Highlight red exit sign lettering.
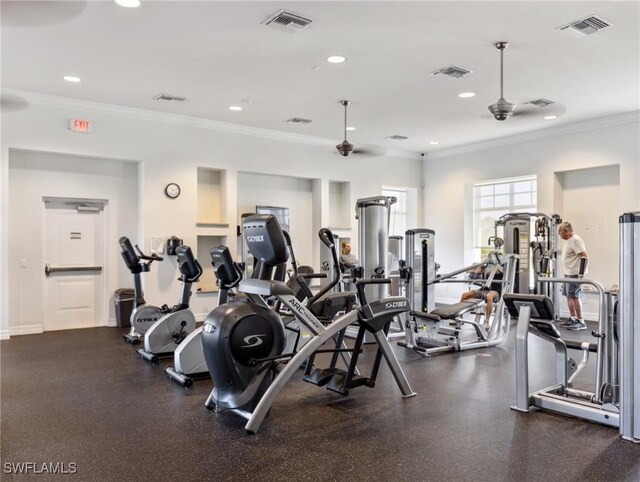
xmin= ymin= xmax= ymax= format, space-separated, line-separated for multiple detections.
xmin=69 ymin=119 xmax=92 ymax=133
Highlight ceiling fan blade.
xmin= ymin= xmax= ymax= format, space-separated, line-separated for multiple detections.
xmin=352 ymin=145 xmax=387 ymax=157
xmin=0 ymin=93 xmax=29 ymax=112
xmin=511 ymin=102 xmax=567 ymax=119
xmin=1 ymin=1 xmax=88 ymax=27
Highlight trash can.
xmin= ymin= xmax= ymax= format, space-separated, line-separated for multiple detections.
xmin=114 ymin=288 xmax=135 ymax=328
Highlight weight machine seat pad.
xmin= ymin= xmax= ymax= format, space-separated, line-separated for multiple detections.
xmin=429 ymin=300 xmax=483 ymax=320
xmin=410 ymin=311 xmax=442 ymax=322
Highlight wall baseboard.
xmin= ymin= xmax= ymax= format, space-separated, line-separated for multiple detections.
xmin=9 ymin=324 xmax=44 ymax=336
xmin=107 ymin=318 xmax=117 ymax=327
xmin=0 ymin=330 xmax=10 ymax=340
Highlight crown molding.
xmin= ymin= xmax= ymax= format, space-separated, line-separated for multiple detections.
xmin=426 ymin=110 xmax=640 ymax=160
xmin=2 ymin=89 xmax=417 ymax=160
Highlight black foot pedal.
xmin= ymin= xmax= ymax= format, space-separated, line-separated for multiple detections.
xmin=303 ymin=368 xmax=342 ymax=387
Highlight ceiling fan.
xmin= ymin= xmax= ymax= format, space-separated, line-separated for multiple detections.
xmin=487 ymin=42 xmax=566 ymax=121
xmin=335 ymin=100 xmax=386 ymax=157
xmin=336 ymin=100 xmax=355 ymax=157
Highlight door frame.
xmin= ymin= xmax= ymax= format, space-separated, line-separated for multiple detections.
xmin=42 ymin=196 xmax=110 ymax=330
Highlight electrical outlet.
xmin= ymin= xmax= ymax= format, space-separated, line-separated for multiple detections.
xmin=19 ymin=258 xmax=27 ymax=268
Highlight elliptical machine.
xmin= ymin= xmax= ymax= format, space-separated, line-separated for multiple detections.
xmin=137 ymin=245 xmax=203 ymax=364
xmin=165 ymin=245 xmax=243 ymax=387
xmin=119 ymin=237 xmax=170 ymax=345
xmin=201 ymin=214 xmax=416 ymax=434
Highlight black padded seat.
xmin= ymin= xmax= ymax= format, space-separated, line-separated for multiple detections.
xmin=429 ymin=300 xmax=482 ymax=320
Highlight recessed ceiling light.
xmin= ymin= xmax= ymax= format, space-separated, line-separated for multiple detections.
xmin=543 ymin=115 xmax=557 ymax=120
xmin=346 ymin=126 xmax=356 ymax=131
xmin=63 ymin=75 xmax=81 ymax=83
xmin=458 ymin=92 xmax=476 ymax=98
xmin=114 ymin=0 xmax=141 ymax=7
xmin=429 ymin=141 xmax=440 ymax=145
xmin=228 ymin=106 xmax=243 ymax=111
xmin=326 ymin=55 xmax=346 ymax=64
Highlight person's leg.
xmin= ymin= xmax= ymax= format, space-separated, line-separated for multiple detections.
xmin=573 ymin=297 xmax=584 ymax=320
xmin=561 ymin=282 xmax=578 ymax=327
xmin=567 ymin=283 xmax=586 ymax=330
xmin=485 ymin=291 xmax=498 ymax=320
xmin=567 ymin=297 xmax=577 ymax=318
xmin=460 ymin=291 xmax=476 ymax=302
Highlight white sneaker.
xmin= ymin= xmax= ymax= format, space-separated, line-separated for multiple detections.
xmin=568 ymin=320 xmax=587 ymax=331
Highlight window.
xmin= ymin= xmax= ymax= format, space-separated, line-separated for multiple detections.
xmin=382 ymin=187 xmax=407 ymax=237
xmin=473 ymin=176 xmax=537 ymax=258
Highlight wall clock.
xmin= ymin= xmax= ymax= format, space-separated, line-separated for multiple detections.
xmin=165 ymin=183 xmax=181 ymax=199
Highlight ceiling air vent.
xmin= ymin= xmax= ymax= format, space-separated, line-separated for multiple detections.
xmin=557 ymin=15 xmax=613 ymax=38
xmin=263 ymin=10 xmax=314 ymax=33
xmin=285 ymin=117 xmax=312 ymax=124
xmin=527 ymin=99 xmax=555 ymax=107
xmin=430 ymin=65 xmax=474 ymax=79
xmin=154 ymin=93 xmax=186 ymax=102
xmin=386 ymin=135 xmax=408 ymax=141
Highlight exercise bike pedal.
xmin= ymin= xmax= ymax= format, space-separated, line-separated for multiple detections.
xmin=123 ymin=334 xmax=141 ymax=345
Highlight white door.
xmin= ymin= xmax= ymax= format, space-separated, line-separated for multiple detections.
xmin=44 ymin=200 xmax=105 ymax=331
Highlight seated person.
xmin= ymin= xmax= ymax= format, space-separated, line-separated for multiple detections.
xmin=339 ymin=242 xmax=358 ymax=269
xmin=460 ymin=263 xmax=503 ymax=330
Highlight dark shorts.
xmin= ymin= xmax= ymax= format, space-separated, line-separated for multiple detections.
xmin=470 ymin=289 xmax=500 ymax=303
xmin=562 ymin=275 xmax=582 ymax=298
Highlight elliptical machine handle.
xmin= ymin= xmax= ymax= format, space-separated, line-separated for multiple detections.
xmin=318 ymin=228 xmax=335 ymax=249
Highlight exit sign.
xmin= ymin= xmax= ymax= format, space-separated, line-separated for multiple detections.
xmin=69 ymin=119 xmax=92 ymax=133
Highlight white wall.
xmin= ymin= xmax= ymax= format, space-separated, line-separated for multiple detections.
xmin=238 ymin=172 xmax=314 ymax=267
xmin=423 ymin=114 xmax=640 ymax=318
xmin=557 ymin=165 xmax=620 ymax=287
xmin=7 ymin=150 xmax=139 ymax=334
xmin=0 ymin=92 xmax=423 ymax=337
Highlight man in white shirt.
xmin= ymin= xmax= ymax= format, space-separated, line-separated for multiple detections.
xmin=558 ymin=222 xmax=589 ymax=330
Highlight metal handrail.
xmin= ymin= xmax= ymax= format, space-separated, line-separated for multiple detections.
xmin=537 ymin=276 xmax=607 ymax=402
xmin=44 ymin=264 xmax=102 ymax=276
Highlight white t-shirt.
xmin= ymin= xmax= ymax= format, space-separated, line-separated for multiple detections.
xmin=562 ymin=233 xmax=587 ymax=275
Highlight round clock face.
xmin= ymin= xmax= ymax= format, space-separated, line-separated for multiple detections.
xmin=165 ymin=183 xmax=181 ymax=199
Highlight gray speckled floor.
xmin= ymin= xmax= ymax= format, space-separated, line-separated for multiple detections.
xmin=1 ymin=320 xmax=639 ymax=481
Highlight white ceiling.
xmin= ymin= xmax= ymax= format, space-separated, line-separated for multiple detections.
xmin=2 ymin=1 xmax=639 ymax=155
